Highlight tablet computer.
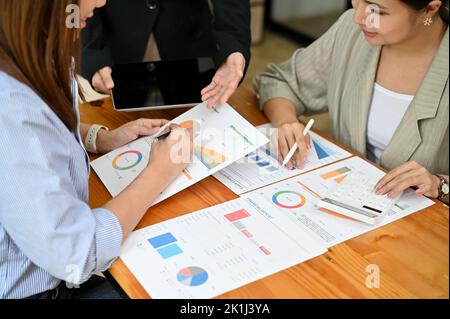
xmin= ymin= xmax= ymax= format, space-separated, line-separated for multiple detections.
xmin=111 ymin=57 xmax=216 ymax=111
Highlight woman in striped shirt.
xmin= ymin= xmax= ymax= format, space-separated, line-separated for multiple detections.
xmin=0 ymin=0 xmax=192 ymax=299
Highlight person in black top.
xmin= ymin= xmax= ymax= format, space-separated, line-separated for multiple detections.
xmin=81 ymin=0 xmax=251 ymax=108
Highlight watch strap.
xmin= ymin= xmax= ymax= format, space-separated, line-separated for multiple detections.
xmin=84 ymin=124 xmax=109 ymax=154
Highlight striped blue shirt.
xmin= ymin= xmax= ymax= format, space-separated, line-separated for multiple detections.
xmin=0 ymin=71 xmax=123 ymax=299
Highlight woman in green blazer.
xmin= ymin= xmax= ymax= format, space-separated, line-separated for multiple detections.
xmin=254 ymin=0 xmax=449 ymax=203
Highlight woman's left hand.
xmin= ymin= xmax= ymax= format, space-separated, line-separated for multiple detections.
xmin=375 ymin=161 xmax=440 ymax=199
xmin=201 ymin=52 xmax=246 ymax=109
xmin=96 ymin=118 xmax=170 ymax=153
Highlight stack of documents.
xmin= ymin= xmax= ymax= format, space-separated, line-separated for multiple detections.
xmin=90 ymin=103 xmax=435 ymax=299
xmin=91 ymin=102 xmax=269 ymax=206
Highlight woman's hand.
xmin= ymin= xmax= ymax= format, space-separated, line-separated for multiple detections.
xmin=92 ymin=66 xmax=115 ymax=94
xmin=145 ymin=127 xmax=194 ymax=184
xmin=201 ymin=52 xmax=246 ymax=109
xmin=96 ymin=118 xmax=170 ymax=154
xmin=275 ymin=121 xmax=311 ymax=170
xmin=375 ymin=161 xmax=441 ymax=199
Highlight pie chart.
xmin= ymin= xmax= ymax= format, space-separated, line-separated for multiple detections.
xmin=177 ymin=266 xmax=208 ymax=287
xmin=112 ymin=150 xmax=143 ymax=170
xmin=272 ymin=191 xmax=306 ymax=209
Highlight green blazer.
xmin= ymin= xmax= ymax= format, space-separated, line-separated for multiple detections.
xmin=254 ymin=10 xmax=449 ymax=175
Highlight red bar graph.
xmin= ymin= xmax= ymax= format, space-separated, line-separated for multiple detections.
xmin=259 ymin=246 xmax=271 ymax=255
xmin=225 ymin=209 xmax=250 ymax=222
xmin=241 ymin=229 xmax=253 ymax=238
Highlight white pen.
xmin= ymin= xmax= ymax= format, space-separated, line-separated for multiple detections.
xmin=282 ymin=119 xmax=315 ymax=167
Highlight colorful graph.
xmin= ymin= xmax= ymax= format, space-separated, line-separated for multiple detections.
xmin=320 ymin=167 xmax=351 ymax=183
xmin=272 ymin=191 xmax=306 ymax=209
xmin=178 ymin=120 xmax=201 ymax=130
xmin=312 ymin=140 xmax=336 ymax=160
xmin=177 ymin=267 xmax=209 ymax=287
xmin=225 ymin=209 xmax=250 ymax=222
xmin=147 ymin=232 xmax=183 ymax=260
xmin=248 ymin=149 xmax=295 ymax=173
xmin=224 ymin=209 xmax=271 ymax=256
xmin=395 ymin=203 xmax=410 ymax=211
xmin=194 ymin=145 xmax=228 ymax=170
xmin=264 ymin=147 xmax=279 ymax=161
xmin=112 ymin=150 xmax=143 ymax=170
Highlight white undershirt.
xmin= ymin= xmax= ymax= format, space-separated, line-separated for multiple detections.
xmin=366 ymin=83 xmax=414 ymax=163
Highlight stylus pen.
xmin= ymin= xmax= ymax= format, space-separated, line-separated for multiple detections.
xmin=154 ymin=130 xmax=172 ymax=140
xmin=153 ymin=124 xmax=174 ymax=141
xmin=281 ymin=119 xmax=315 ymax=167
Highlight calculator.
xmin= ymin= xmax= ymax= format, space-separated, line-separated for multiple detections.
xmin=317 ymin=171 xmax=402 ymax=225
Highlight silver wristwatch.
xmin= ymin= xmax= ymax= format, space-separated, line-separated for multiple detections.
xmin=437 ymin=175 xmax=449 ymax=201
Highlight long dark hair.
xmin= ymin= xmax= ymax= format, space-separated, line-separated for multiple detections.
xmin=401 ymin=0 xmax=449 ymax=23
xmin=0 ymin=0 xmax=81 ymax=132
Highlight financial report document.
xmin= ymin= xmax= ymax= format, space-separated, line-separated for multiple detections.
xmin=120 ymin=157 xmax=434 ymax=299
xmin=120 ymin=197 xmax=327 ymax=299
xmin=91 ymin=102 xmax=269 ymax=205
xmin=242 ymin=157 xmax=435 ymax=248
xmin=214 ymin=124 xmax=352 ymax=195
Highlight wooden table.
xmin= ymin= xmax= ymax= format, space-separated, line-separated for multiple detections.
xmin=80 ymin=87 xmax=449 ymax=299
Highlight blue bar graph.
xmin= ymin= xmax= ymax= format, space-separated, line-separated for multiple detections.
xmin=148 ymin=232 xmax=177 ymax=249
xmin=157 ymin=243 xmax=183 ymax=259
xmin=257 ymin=161 xmax=271 ymax=167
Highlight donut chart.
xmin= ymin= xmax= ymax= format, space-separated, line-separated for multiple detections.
xmin=272 ymin=191 xmax=306 ymax=209
xmin=112 ymin=150 xmax=143 ymax=170
xmin=177 ymin=266 xmax=209 ymax=287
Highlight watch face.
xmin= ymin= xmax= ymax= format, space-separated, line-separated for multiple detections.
xmin=443 ymin=182 xmax=450 ymax=195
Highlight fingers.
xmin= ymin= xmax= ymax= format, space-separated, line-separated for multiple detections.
xmin=219 ymin=82 xmax=238 ymax=105
xmin=276 ymin=122 xmax=308 ymax=169
xmin=305 ymin=133 xmax=312 ymax=150
xmin=283 ymin=130 xmax=297 ymax=170
xmin=201 ymin=79 xmax=219 ymax=99
xmin=92 ymin=73 xmax=109 ymax=94
xmin=134 ymin=123 xmax=161 ymax=137
xmin=375 ymin=161 xmax=418 ymax=191
xmin=202 ymin=55 xmax=244 ymax=109
xmin=375 ymin=162 xmax=434 ymax=198
xmin=270 ymin=130 xmax=282 ymax=164
xmin=207 ymin=96 xmax=219 ymax=109
xmin=134 ymin=118 xmax=170 ymax=135
xmin=98 ymin=67 xmax=114 ymax=90
xmin=417 ymin=175 xmax=440 ymax=198
xmin=416 ymin=184 xmax=432 ymax=196
xmin=377 ymin=170 xmax=420 ymax=198
xmin=139 ymin=118 xmax=170 ymax=129
xmin=201 ymin=81 xmax=218 ymax=96
xmin=292 ymin=130 xmax=309 ymax=169
xmin=92 ymin=67 xmax=114 ymax=94
xmin=277 ymin=133 xmax=290 ymax=168
xmin=202 ymin=80 xmax=223 ymax=109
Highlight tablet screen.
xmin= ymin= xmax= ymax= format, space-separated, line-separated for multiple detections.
xmin=111 ymin=57 xmax=216 ymax=110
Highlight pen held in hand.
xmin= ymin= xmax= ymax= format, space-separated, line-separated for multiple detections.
xmin=153 ymin=123 xmax=180 ymax=141
xmin=281 ymin=119 xmax=315 ymax=167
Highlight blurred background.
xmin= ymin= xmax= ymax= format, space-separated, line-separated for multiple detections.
xmin=80 ymin=0 xmax=353 ymax=134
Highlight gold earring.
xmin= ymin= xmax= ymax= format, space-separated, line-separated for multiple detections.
xmin=423 ymin=17 xmax=433 ymax=26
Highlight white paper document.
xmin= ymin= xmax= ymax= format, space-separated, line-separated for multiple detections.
xmin=242 ymin=157 xmax=435 ymax=248
xmin=120 ymin=197 xmax=327 ymax=299
xmin=213 ymin=123 xmax=352 ymax=194
xmin=91 ymin=102 xmax=269 ymax=205
xmin=120 ymin=156 xmax=434 ymax=298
